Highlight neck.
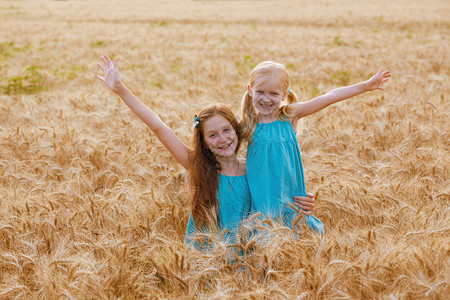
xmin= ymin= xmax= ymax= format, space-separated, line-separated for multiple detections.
xmin=257 ymin=113 xmax=277 ymax=124
xmin=216 ymin=154 xmax=239 ymax=175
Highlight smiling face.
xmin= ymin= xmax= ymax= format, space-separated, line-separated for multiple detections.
xmin=248 ymin=74 xmax=287 ymax=122
xmin=202 ymin=114 xmax=238 ymax=159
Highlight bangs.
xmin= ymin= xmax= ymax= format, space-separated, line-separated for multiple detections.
xmin=252 ymin=72 xmax=284 ymax=91
xmin=251 ymin=62 xmax=289 ymax=91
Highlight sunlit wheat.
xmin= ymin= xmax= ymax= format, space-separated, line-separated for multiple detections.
xmin=0 ymin=0 xmax=448 ymax=298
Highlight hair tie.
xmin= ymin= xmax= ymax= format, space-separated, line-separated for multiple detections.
xmin=193 ymin=114 xmax=200 ymax=129
xmin=288 ymin=88 xmax=291 ymax=95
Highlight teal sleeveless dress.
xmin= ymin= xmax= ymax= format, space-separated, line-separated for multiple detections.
xmin=185 ymin=174 xmax=252 ymax=250
xmin=246 ymin=120 xmax=324 ymax=234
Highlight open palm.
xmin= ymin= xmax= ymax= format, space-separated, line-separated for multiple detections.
xmin=366 ymin=68 xmax=391 ymax=91
xmin=97 ymin=54 xmax=122 ymax=93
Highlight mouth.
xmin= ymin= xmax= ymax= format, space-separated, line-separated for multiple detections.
xmin=260 ymin=102 xmax=273 ymax=110
xmin=217 ymin=142 xmax=233 ymax=150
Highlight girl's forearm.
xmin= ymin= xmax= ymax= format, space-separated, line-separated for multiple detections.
xmin=113 ymin=82 xmax=191 ymax=169
xmin=294 ymin=80 xmax=370 ymax=118
xmin=324 ymin=80 xmax=369 ymax=103
xmin=114 ymin=83 xmax=165 ymax=132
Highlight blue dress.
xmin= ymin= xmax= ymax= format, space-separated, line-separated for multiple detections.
xmin=185 ymin=174 xmax=252 ymax=250
xmin=246 ymin=120 xmax=324 ymax=234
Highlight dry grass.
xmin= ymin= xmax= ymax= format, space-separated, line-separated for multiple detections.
xmin=0 ymin=0 xmax=448 ymax=298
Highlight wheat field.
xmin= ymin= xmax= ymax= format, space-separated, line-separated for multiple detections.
xmin=0 ymin=0 xmax=448 ymax=298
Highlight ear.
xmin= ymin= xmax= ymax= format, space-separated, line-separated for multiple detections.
xmin=247 ymin=85 xmax=252 ymax=97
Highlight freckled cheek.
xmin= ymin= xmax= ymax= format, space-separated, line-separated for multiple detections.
xmin=205 ymin=139 xmax=216 ymax=149
xmin=230 ymin=133 xmax=238 ymax=144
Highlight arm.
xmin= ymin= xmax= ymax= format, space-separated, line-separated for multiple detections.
xmin=97 ymin=54 xmax=191 ymax=170
xmin=291 ymin=69 xmax=391 ymax=119
xmin=294 ymin=193 xmax=315 ymax=215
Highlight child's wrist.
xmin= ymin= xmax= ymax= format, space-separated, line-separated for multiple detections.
xmin=113 ymin=82 xmax=127 ymax=94
xmin=361 ymin=80 xmax=371 ymax=92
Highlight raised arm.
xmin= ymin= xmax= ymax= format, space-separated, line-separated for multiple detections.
xmin=291 ymin=69 xmax=391 ymax=119
xmin=97 ymin=54 xmax=191 ymax=170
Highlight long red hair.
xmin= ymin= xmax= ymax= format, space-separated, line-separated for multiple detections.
xmin=189 ymin=104 xmax=242 ymax=230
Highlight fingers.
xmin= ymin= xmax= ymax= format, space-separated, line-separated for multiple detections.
xmin=379 ymin=70 xmax=391 ymax=89
xmin=294 ymin=195 xmax=315 ymax=214
xmin=105 ymin=54 xmax=113 ymax=65
xmin=100 ymin=55 xmax=108 ymax=67
xmin=100 ymin=54 xmax=113 ymax=69
xmin=371 ymin=69 xmax=391 ymax=90
xmin=297 ymin=201 xmax=314 ymax=210
xmin=381 ymin=71 xmax=391 ymax=80
xmin=375 ymin=69 xmax=391 ymax=79
xmin=377 ymin=70 xmax=390 ymax=80
xmin=98 ymin=55 xmax=119 ymax=72
xmin=294 ymin=194 xmax=314 ymax=201
xmin=102 ymin=54 xmax=111 ymax=65
xmin=97 ymin=55 xmax=114 ymax=81
xmin=98 ymin=56 xmax=110 ymax=73
xmin=97 ymin=62 xmax=106 ymax=72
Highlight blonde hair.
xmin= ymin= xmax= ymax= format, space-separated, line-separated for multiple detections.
xmin=240 ymin=61 xmax=298 ymax=141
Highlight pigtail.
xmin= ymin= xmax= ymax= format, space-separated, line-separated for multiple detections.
xmin=240 ymin=91 xmax=258 ymax=141
xmin=278 ymin=89 xmax=298 ymax=120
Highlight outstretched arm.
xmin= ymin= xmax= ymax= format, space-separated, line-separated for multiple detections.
xmin=97 ymin=54 xmax=191 ymax=170
xmin=292 ymin=69 xmax=391 ymax=119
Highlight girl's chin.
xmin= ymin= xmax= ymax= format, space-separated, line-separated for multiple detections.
xmin=259 ymin=105 xmax=273 ymax=110
xmin=257 ymin=106 xmax=275 ymax=114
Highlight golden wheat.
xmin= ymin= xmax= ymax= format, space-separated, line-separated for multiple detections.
xmin=0 ymin=0 xmax=448 ymax=298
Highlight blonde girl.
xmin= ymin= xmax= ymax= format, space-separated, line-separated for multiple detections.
xmin=241 ymin=61 xmax=391 ymax=234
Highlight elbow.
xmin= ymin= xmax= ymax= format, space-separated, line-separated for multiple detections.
xmin=150 ymin=122 xmax=166 ymax=134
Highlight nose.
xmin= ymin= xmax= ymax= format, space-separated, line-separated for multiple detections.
xmin=218 ymin=132 xmax=227 ymax=142
xmin=261 ymin=93 xmax=270 ymax=101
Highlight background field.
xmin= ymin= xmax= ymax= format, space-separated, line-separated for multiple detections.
xmin=0 ymin=0 xmax=448 ymax=298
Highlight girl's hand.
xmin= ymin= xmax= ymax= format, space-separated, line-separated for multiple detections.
xmin=294 ymin=193 xmax=315 ymax=215
xmin=366 ymin=68 xmax=391 ymax=91
xmin=97 ymin=54 xmax=123 ymax=93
